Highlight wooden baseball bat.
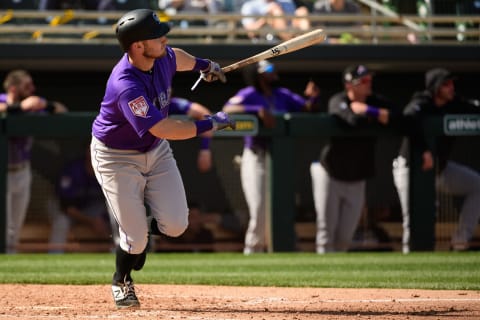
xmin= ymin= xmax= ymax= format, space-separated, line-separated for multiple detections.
xmin=222 ymin=29 xmax=326 ymax=73
xmin=191 ymin=29 xmax=326 ymax=90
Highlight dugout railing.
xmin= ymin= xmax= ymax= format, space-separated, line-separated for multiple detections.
xmin=0 ymin=112 xmax=479 ymax=253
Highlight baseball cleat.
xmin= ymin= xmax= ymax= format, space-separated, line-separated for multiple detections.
xmin=111 ymin=280 xmax=140 ymax=308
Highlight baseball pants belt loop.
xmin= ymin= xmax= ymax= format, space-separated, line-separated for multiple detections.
xmin=8 ymin=162 xmax=28 ymax=172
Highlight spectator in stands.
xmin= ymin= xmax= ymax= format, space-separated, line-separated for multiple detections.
xmin=310 ymin=0 xmax=362 ymax=43
xmin=220 ymin=0 xmax=246 ymax=13
xmin=393 ymin=67 xmax=480 ymax=253
xmin=0 ymin=69 xmax=68 ymax=253
xmin=240 ymin=0 xmax=310 ymax=41
xmin=158 ymin=0 xmax=221 ymax=27
xmin=310 ymin=64 xmax=402 ymax=253
xmin=222 ymin=60 xmax=321 ymax=254
xmin=48 ymin=146 xmax=117 ymax=253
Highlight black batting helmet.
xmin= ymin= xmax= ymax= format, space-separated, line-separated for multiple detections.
xmin=115 ymin=9 xmax=170 ymax=52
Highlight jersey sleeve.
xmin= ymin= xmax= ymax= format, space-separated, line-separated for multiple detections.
xmin=117 ymin=88 xmax=164 ymax=138
xmin=279 ymin=88 xmax=307 ymax=112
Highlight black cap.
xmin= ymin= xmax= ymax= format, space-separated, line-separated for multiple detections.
xmin=425 ymin=68 xmax=454 ymax=94
xmin=343 ymin=64 xmax=371 ymax=84
xmin=116 ymin=9 xmax=170 ymax=52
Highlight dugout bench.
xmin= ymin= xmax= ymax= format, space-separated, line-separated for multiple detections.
xmin=0 ymin=112 xmax=478 ymax=253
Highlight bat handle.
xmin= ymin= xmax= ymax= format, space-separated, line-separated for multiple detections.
xmin=190 ymin=74 xmax=203 ymax=91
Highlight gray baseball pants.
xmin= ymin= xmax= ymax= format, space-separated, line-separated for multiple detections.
xmin=310 ymin=162 xmax=365 ymax=253
xmin=393 ymin=156 xmax=480 ymax=252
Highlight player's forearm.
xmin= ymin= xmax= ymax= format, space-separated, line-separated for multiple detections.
xmin=149 ymin=118 xmax=200 ymax=140
xmin=187 ymin=102 xmax=211 ymax=119
xmin=223 ymin=104 xmax=262 ymax=114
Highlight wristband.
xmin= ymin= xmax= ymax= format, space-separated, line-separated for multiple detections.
xmin=193 ymin=58 xmax=210 ymax=72
xmin=244 ymin=105 xmax=263 ymax=113
xmin=366 ymin=105 xmax=380 ymax=118
xmin=199 ymin=137 xmax=211 ymax=150
xmin=194 ymin=119 xmax=213 ymax=135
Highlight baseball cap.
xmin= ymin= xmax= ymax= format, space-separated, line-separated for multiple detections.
xmin=116 ymin=9 xmax=170 ymax=52
xmin=425 ymin=68 xmax=455 ymax=94
xmin=257 ymin=60 xmax=275 ymax=74
xmin=343 ymin=64 xmax=371 ymax=84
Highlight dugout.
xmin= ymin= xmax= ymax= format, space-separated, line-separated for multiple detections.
xmin=0 ymin=43 xmax=479 ymax=253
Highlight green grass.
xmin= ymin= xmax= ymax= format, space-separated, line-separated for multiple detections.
xmin=0 ymin=252 xmax=479 ymax=290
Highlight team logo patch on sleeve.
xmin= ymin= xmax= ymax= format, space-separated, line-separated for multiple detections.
xmin=128 ymin=96 xmax=149 ymax=117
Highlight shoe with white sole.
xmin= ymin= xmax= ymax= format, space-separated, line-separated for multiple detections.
xmin=111 ymin=280 xmax=140 ymax=308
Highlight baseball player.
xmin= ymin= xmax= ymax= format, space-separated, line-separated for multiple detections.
xmin=0 ymin=69 xmax=67 ymax=254
xmin=310 ymin=64 xmax=401 ymax=253
xmin=90 ymin=9 xmax=235 ymax=308
xmin=222 ymin=60 xmax=321 ymax=254
xmin=393 ymin=67 xmax=480 ymax=253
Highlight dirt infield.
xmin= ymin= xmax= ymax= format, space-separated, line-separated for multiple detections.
xmin=1 ymin=284 xmax=480 ymax=319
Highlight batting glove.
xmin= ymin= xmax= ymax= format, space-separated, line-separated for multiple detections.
xmin=201 ymin=60 xmax=227 ymax=83
xmin=207 ymin=111 xmax=236 ymax=131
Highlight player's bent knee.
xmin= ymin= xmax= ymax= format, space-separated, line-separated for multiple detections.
xmin=163 ymin=217 xmax=188 ymax=238
xmin=120 ymin=235 xmax=149 ymax=255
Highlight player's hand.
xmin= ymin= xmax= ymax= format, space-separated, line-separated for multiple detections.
xmin=201 ymin=60 xmax=226 ymax=83
xmin=422 ymin=151 xmax=434 ymax=171
xmin=304 ymin=79 xmax=320 ymax=98
xmin=207 ymin=111 xmax=236 ymax=131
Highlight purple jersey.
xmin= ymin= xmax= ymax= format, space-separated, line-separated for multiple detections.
xmin=225 ymin=86 xmax=306 ymax=149
xmin=92 ymin=47 xmax=177 ymax=152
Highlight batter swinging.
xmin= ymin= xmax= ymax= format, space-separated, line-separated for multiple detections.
xmin=90 ymin=9 xmax=235 ymax=308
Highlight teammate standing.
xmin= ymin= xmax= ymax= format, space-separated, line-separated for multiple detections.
xmin=0 ymin=69 xmax=68 ymax=253
xmin=90 ymin=9 xmax=235 ymax=308
xmin=393 ymin=67 xmax=480 ymax=253
xmin=222 ymin=60 xmax=321 ymax=254
xmin=310 ymin=65 xmax=400 ymax=253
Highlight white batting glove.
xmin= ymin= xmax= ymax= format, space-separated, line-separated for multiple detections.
xmin=201 ymin=60 xmax=227 ymax=83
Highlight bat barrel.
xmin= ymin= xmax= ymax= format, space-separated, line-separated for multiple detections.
xmin=221 ymin=29 xmax=325 ymax=73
